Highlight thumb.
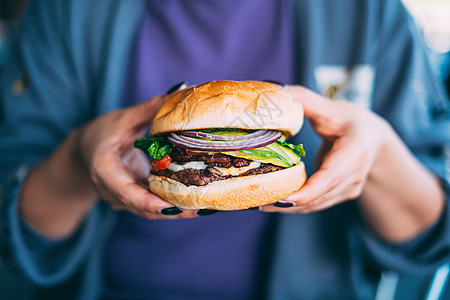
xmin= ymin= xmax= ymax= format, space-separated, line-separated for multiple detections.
xmin=285 ymin=85 xmax=334 ymax=120
xmin=285 ymin=85 xmax=365 ymax=139
xmin=126 ymin=82 xmax=189 ymax=131
xmin=126 ymin=94 xmax=167 ymax=131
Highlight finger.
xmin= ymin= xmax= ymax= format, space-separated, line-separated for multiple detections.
xmin=291 ymin=185 xmax=361 ymax=213
xmin=126 ymin=95 xmax=168 ymax=131
xmin=141 ymin=209 xmax=198 ymax=220
xmin=166 ymin=81 xmax=189 ymax=94
xmin=285 ymin=86 xmax=352 ymax=137
xmin=122 ymin=148 xmax=150 ymax=185
xmin=258 ymin=168 xmax=337 ymax=212
xmin=122 ymin=203 xmax=197 ymax=220
xmin=98 ymin=176 xmax=198 ymax=220
xmin=283 ymin=139 xmax=363 ymax=205
xmin=285 ymin=85 xmax=334 ymax=119
xmin=196 ymin=209 xmax=220 ymax=216
xmin=285 ymin=164 xmax=345 ymax=206
xmin=94 ymin=152 xmax=173 ymax=213
xmin=95 ymin=154 xmax=201 ymax=219
xmin=290 ymin=175 xmax=363 ymax=211
xmin=261 ymin=151 xmax=367 ymax=214
xmin=259 ymin=202 xmax=298 ymax=213
xmin=260 ymin=176 xmax=361 ymax=214
xmin=314 ymin=140 xmax=333 ymax=170
xmin=264 ymin=196 xmax=343 ymax=214
xmin=127 ymin=82 xmax=189 ymax=131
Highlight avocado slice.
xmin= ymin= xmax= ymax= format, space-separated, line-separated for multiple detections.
xmin=278 ymin=145 xmax=301 ymax=165
xmin=265 ymin=142 xmax=294 ymax=165
xmin=223 ymin=145 xmax=292 ymax=168
xmin=190 ymin=130 xmax=301 ymax=168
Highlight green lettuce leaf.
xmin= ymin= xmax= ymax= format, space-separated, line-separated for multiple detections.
xmin=277 ymin=138 xmax=305 ymax=157
xmin=134 ymin=136 xmax=173 ymax=160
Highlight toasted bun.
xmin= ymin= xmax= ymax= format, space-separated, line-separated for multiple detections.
xmin=150 ymin=80 xmax=303 ymax=138
xmin=149 ymin=162 xmax=306 ymax=210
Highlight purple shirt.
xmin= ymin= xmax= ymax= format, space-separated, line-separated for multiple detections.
xmin=103 ymin=1 xmax=293 ymax=299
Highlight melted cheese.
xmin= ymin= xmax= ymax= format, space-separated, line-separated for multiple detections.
xmin=213 ymin=162 xmax=261 ymax=176
xmin=167 ymin=161 xmax=207 ymax=172
xmin=167 ymin=161 xmax=261 ymax=176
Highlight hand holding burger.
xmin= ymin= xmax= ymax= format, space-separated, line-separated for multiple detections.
xmin=261 ymin=86 xmax=386 ymax=213
xmin=261 ymin=86 xmax=444 ymax=243
xmin=135 ymin=80 xmax=307 ymax=210
xmin=19 ymin=78 xmax=444 ymax=240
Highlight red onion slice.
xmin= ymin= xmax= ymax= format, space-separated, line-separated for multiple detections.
xmin=171 ymin=131 xmax=279 ymax=147
xmin=167 ymin=130 xmax=282 ymax=151
xmin=179 ymin=130 xmax=268 ymax=141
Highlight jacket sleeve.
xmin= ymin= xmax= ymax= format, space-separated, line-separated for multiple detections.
xmin=356 ymin=0 xmax=450 ymax=274
xmin=0 ymin=0 xmax=111 ymax=286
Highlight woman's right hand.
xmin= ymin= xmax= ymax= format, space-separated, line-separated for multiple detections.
xmin=74 ymin=94 xmax=197 ymax=220
xmin=21 ymin=91 xmax=196 ymax=238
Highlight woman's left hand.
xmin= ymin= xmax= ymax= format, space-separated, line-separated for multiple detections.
xmin=260 ymin=85 xmax=388 ymax=213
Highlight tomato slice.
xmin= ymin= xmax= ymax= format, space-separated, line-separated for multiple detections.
xmin=150 ymin=155 xmax=172 ymax=171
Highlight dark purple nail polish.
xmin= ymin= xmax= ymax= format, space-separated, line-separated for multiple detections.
xmin=263 ymin=80 xmax=286 ymax=88
xmin=197 ymin=209 xmax=219 ymax=216
xmin=161 ymin=207 xmax=183 ymax=215
xmin=247 ymin=207 xmax=260 ymax=211
xmin=273 ymin=201 xmax=294 ymax=208
xmin=166 ymin=81 xmax=188 ymax=94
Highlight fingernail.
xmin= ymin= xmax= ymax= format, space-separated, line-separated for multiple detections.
xmin=197 ymin=209 xmax=219 ymax=216
xmin=273 ymin=201 xmax=295 ymax=208
xmin=263 ymin=80 xmax=286 ymax=88
xmin=161 ymin=207 xmax=183 ymax=215
xmin=166 ymin=81 xmax=188 ymax=95
xmin=247 ymin=207 xmax=260 ymax=211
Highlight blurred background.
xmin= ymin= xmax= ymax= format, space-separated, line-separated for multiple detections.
xmin=0 ymin=0 xmax=28 ymax=69
xmin=1 ymin=0 xmax=449 ymax=299
xmin=2 ymin=0 xmax=449 ymax=83
xmin=403 ymin=0 xmax=450 ymax=95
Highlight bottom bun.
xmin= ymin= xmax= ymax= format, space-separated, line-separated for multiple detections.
xmin=148 ymin=162 xmax=306 ymax=210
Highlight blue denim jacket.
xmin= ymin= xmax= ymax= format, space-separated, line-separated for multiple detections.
xmin=1 ymin=0 xmax=449 ymax=299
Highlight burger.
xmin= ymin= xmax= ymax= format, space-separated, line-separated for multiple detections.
xmin=134 ymin=80 xmax=306 ymax=210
